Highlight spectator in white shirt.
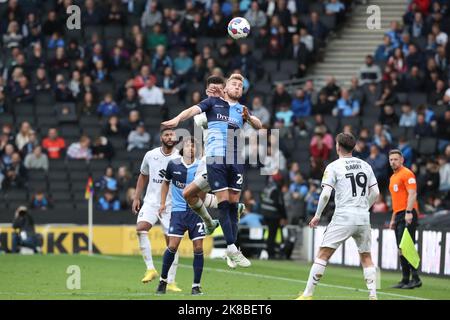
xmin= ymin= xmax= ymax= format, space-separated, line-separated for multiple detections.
xmin=24 ymin=146 xmax=49 ymax=171
xmin=67 ymin=135 xmax=92 ymax=160
xmin=127 ymin=121 xmax=151 ymax=151
xmin=244 ymin=1 xmax=267 ymax=28
xmin=138 ymin=76 xmax=165 ymax=105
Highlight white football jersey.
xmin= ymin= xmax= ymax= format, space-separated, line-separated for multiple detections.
xmin=140 ymin=147 xmax=180 ymax=208
xmin=321 ymin=157 xmax=378 ymax=225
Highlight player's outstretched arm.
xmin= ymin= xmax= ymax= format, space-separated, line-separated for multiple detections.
xmin=309 ymin=185 xmax=333 ymax=228
xmin=132 ymin=174 xmax=149 ymax=214
xmin=161 ymin=105 xmax=202 ymax=128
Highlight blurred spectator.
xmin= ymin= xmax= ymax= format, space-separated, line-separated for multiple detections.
xmin=15 ymin=121 xmax=32 ymax=150
xmin=320 ymin=76 xmax=341 ymax=104
xmin=141 ymin=1 xmax=163 ymax=29
xmin=3 ymin=21 xmax=23 ymax=49
xmin=122 ymin=110 xmax=141 ymax=136
xmin=438 ymin=155 xmax=450 ymax=192
xmin=314 ymin=92 xmax=333 ymax=115
xmin=333 ymin=89 xmax=360 ymax=117
xmin=309 ymin=157 xmax=325 ymax=180
xmin=354 ymin=139 xmax=370 ymax=160
xmin=24 ymin=146 xmax=48 ymax=171
xmin=245 ymin=1 xmax=267 ymax=28
xmin=379 ymin=105 xmax=399 ymax=127
xmin=117 ymin=166 xmax=132 ymax=191
xmin=307 ymin=11 xmax=328 ymax=45
xmin=2 ymin=152 xmax=27 ymax=189
xmin=30 ymin=190 xmax=51 ymax=210
xmin=1 ymin=144 xmax=15 ymax=167
xmin=375 ymin=85 xmax=398 ymax=107
xmin=77 ymin=92 xmax=97 ymax=116
xmin=366 ymin=145 xmax=388 ymax=187
xmin=275 ymin=104 xmax=294 ymax=127
xmin=173 ymin=47 xmax=193 ymax=77
xmin=375 ymin=35 xmax=394 ymax=63
xmin=289 ymin=173 xmax=309 ymax=199
xmin=310 ymin=131 xmax=331 ymax=161
xmin=67 ymin=135 xmax=92 ymax=160
xmin=152 ymin=45 xmax=173 ymax=76
xmin=92 ymin=136 xmax=115 ymax=160
xmin=97 ymin=93 xmax=120 ymax=118
xmin=123 ymin=187 xmax=136 ymax=210
xmin=41 ymin=128 xmax=66 ymax=159
xmin=402 ymin=66 xmax=424 ymax=92
xmin=305 ymin=180 xmax=321 ymax=217
xmin=33 ymin=68 xmax=52 ymax=92
xmin=435 ymin=110 xmax=450 ymax=151
xmin=418 ymin=160 xmax=440 ymax=200
xmin=97 ymin=189 xmax=121 ymax=211
xmin=127 ymin=122 xmax=151 ymax=151
xmin=272 ymin=83 xmax=292 ymax=110
xmin=146 ymin=24 xmax=167 ymax=51
xmin=428 ymin=79 xmax=446 ymax=105
xmin=54 ymin=78 xmax=75 ymax=102
xmin=388 ymin=48 xmax=407 ymax=74
xmin=250 ymin=96 xmax=271 ymax=127
xmin=12 ymin=75 xmax=34 ymax=103
xmin=95 ymin=166 xmax=118 ymax=191
xmin=158 ymin=66 xmax=182 ymax=97
xmin=138 ymin=76 xmax=165 ymax=105
xmin=398 ymin=137 xmax=414 ymax=168
xmin=103 ymin=115 xmax=125 ymax=137
xmin=359 ymin=55 xmax=381 ymax=85
xmin=373 ymin=123 xmax=392 ymax=146
xmin=414 ymin=113 xmax=434 ymax=138
xmin=399 ymin=103 xmax=417 ymax=127
xmin=120 ymin=87 xmax=140 ymax=113
xmin=231 ymin=43 xmax=258 ymax=79
xmin=20 ymin=130 xmax=39 ymax=158
xmin=82 ymin=0 xmax=102 ymax=26
xmin=291 ymin=89 xmax=312 ymax=118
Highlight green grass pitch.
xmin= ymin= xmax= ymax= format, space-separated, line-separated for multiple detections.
xmin=0 ymin=254 xmax=449 ymax=300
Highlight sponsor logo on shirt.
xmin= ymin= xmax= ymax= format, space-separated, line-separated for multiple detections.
xmin=173 ymin=171 xmax=181 ymax=175
xmin=175 ymin=180 xmax=186 ymax=189
xmin=407 ymin=178 xmax=416 ymax=184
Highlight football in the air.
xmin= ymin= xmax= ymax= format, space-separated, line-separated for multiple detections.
xmin=227 ymin=17 xmax=251 ymax=39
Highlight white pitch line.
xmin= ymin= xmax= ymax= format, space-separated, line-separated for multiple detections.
xmin=89 ymin=255 xmax=430 ymax=300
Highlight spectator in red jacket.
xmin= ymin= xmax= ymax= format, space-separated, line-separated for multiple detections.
xmin=310 ymin=131 xmax=331 ymax=161
xmin=41 ymin=128 xmax=66 ymax=159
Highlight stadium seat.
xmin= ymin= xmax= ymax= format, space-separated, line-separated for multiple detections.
xmin=339 ymin=117 xmax=361 ymax=132
xmin=404 ymin=127 xmax=415 ymax=140
xmin=84 ymin=26 xmax=104 ymax=40
xmin=408 ymin=93 xmax=427 ymax=109
xmin=53 ymin=202 xmax=75 ymax=211
xmin=35 ymin=92 xmax=55 ymax=105
xmin=13 ymin=102 xmax=34 ymax=116
xmin=66 ymin=160 xmax=89 ymax=171
xmin=0 ymin=113 xmax=14 ymax=126
xmin=103 ymin=25 xmax=124 ymax=39
xmin=48 ymin=171 xmax=68 ymax=181
xmin=324 ymin=115 xmax=339 ymax=133
xmin=36 ymin=104 xmax=56 ymax=116
xmin=59 ymin=124 xmax=81 ymax=139
xmin=262 ymin=60 xmax=279 ymax=74
xmin=81 ymin=126 xmax=102 ymax=138
xmin=37 ymin=115 xmax=58 ymax=128
xmin=320 ymin=15 xmax=337 ymax=30
xmin=28 ymin=169 xmax=47 ymax=181
xmin=48 ymin=159 xmax=67 ymax=171
xmin=5 ymin=190 xmax=28 ymax=201
xmin=89 ymin=160 xmax=110 ymax=172
xmin=27 ymin=180 xmax=48 ymax=193
xmin=110 ymin=69 xmax=132 ymax=85
xmin=50 ymin=191 xmax=72 ymax=202
xmin=418 ymin=137 xmax=437 ymax=156
xmin=49 ymin=181 xmax=70 ymax=192
xmin=65 ymin=28 xmax=83 ymax=42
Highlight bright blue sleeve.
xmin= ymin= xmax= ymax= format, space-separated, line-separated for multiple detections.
xmin=197 ymin=97 xmax=214 ymax=113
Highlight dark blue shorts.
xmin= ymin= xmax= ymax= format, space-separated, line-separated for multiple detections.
xmin=168 ymin=210 xmax=206 ymax=240
xmin=206 ymin=157 xmax=244 ymax=192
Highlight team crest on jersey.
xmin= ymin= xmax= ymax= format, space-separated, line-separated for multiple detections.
xmin=393 ymin=184 xmax=399 ymax=192
xmin=153 ymin=157 xmax=158 ymax=160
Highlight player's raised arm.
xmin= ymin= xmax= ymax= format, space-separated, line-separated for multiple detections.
xmin=161 ymin=105 xmax=202 ymax=128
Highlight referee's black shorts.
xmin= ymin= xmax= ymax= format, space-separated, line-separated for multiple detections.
xmin=393 ymin=209 xmax=418 ymax=248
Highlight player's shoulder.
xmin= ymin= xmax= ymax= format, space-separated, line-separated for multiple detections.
xmin=400 ymin=166 xmax=416 ymax=178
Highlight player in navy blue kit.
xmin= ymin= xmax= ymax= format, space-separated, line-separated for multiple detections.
xmin=162 ymin=74 xmax=262 ymax=268
xmin=156 ymin=137 xmax=206 ymax=295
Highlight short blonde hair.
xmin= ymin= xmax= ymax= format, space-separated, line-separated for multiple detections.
xmin=227 ymin=73 xmax=244 ymax=83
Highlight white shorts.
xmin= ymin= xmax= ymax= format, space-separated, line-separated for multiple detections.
xmin=321 ymin=223 xmax=372 ymax=253
xmin=137 ymin=202 xmax=171 ymax=235
xmin=193 ymin=172 xmax=211 ymax=193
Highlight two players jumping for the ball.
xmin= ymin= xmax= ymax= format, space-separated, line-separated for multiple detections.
xmin=138 ymin=74 xmax=262 ymax=294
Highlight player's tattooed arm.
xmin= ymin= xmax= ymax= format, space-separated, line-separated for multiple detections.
xmin=161 ymin=105 xmax=202 ymax=128
xmin=243 ymin=106 xmax=263 ymax=129
xmin=158 ymin=180 xmax=170 ymax=217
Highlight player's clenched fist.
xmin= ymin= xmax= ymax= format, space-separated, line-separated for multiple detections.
xmin=242 ymin=106 xmax=250 ymax=122
xmin=132 ymin=198 xmax=141 ymax=214
xmin=309 ymin=216 xmax=320 ymax=228
xmin=161 ymin=118 xmax=180 ymax=128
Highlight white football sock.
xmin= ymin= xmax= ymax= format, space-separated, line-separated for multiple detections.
xmin=189 ymin=199 xmax=214 ymax=228
xmin=363 ymin=266 xmax=377 ymax=297
xmin=227 ymin=244 xmax=238 ymax=253
xmin=303 ymin=258 xmax=327 ymax=297
xmin=167 ymin=251 xmax=179 ymax=284
xmin=138 ymin=231 xmax=154 ymax=270
xmin=204 ymin=193 xmax=218 ymax=208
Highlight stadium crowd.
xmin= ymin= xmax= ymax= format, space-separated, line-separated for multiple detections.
xmin=0 ymin=0 xmax=448 ymax=232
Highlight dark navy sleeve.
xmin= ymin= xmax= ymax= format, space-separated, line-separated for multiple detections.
xmin=163 ymin=161 xmax=173 ymax=181
xmin=197 ymin=97 xmax=214 ymax=113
